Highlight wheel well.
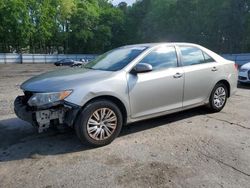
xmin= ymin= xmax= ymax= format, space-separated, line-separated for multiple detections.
xmin=80 ymin=95 xmax=127 ymax=125
xmin=217 ymin=80 xmax=231 ymax=97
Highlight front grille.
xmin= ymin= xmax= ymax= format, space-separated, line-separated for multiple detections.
xmin=239 ymin=76 xmax=247 ymax=81
xmin=23 ymin=91 xmax=33 ymax=103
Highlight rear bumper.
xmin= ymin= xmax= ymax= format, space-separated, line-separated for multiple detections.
xmin=14 ymin=96 xmax=80 ymax=132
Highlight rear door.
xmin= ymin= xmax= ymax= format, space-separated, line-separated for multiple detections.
xmin=177 ymin=45 xmax=223 ymax=107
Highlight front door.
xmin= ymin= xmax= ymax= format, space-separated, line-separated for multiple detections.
xmin=127 ymin=46 xmax=184 ymax=118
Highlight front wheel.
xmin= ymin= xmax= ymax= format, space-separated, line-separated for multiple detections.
xmin=208 ymin=83 xmax=228 ymax=112
xmin=75 ymin=100 xmax=123 ymax=147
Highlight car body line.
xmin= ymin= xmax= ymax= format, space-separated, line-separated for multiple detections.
xmin=127 ymin=101 xmax=208 ymax=124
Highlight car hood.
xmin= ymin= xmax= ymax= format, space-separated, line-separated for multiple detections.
xmin=241 ymin=62 xmax=250 ymax=70
xmin=21 ymin=68 xmax=113 ymax=92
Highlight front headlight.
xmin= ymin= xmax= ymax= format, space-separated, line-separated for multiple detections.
xmin=28 ymin=90 xmax=72 ymax=107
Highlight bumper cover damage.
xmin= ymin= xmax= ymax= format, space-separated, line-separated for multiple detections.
xmin=14 ymin=96 xmax=80 ymax=133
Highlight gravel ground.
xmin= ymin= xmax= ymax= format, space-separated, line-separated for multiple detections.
xmin=0 ymin=64 xmax=250 ymax=188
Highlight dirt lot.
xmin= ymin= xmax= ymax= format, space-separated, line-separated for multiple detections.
xmin=0 ymin=64 xmax=250 ymax=188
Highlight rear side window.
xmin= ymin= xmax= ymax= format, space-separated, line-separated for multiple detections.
xmin=139 ymin=46 xmax=178 ymax=71
xmin=180 ymin=46 xmax=205 ymax=66
xmin=203 ymin=52 xmax=215 ymax=63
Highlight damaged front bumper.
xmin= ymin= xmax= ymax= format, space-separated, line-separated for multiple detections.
xmin=14 ymin=96 xmax=80 ymax=133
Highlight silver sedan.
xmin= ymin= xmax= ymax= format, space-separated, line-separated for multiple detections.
xmin=14 ymin=43 xmax=238 ymax=146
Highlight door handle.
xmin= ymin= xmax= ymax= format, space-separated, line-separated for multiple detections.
xmin=173 ymin=72 xmax=183 ymax=78
xmin=211 ymin=67 xmax=218 ymax=72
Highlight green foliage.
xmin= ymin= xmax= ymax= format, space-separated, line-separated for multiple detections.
xmin=0 ymin=0 xmax=250 ymax=53
xmin=0 ymin=0 xmax=33 ymax=52
xmin=122 ymin=0 xmax=250 ymax=53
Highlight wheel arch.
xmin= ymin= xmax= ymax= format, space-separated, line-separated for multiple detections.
xmin=216 ymin=80 xmax=231 ymax=98
xmin=74 ymin=95 xmax=128 ymax=127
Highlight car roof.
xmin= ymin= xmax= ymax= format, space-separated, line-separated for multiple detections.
xmin=122 ymin=42 xmax=200 ymax=48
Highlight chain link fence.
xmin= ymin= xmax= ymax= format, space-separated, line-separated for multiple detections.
xmin=0 ymin=53 xmax=98 ymax=64
xmin=222 ymin=54 xmax=250 ymax=66
xmin=0 ymin=53 xmax=249 ymax=66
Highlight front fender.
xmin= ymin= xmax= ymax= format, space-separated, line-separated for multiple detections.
xmin=64 ymin=72 xmax=131 ymax=119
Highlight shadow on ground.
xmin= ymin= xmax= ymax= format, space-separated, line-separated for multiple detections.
xmin=0 ymin=107 xmax=208 ymax=162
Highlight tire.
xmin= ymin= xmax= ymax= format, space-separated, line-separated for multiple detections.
xmin=74 ymin=100 xmax=123 ymax=147
xmin=208 ymin=83 xmax=228 ymax=112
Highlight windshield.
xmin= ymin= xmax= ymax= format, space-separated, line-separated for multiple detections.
xmin=84 ymin=46 xmax=148 ymax=71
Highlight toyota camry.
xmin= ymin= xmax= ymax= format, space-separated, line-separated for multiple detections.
xmin=14 ymin=43 xmax=238 ymax=146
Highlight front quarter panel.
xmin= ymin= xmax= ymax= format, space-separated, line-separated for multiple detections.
xmin=64 ymin=71 xmax=131 ymax=117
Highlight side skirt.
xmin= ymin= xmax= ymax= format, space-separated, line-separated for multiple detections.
xmin=127 ymin=101 xmax=208 ymax=124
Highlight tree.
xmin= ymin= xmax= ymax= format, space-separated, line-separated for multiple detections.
xmin=0 ymin=0 xmax=32 ymax=53
xmin=57 ymin=0 xmax=76 ymax=53
xmin=31 ymin=0 xmax=58 ymax=53
xmin=0 ymin=0 xmax=250 ymax=54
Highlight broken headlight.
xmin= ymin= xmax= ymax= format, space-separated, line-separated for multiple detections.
xmin=28 ymin=90 xmax=72 ymax=107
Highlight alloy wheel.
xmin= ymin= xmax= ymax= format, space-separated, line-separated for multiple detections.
xmin=87 ymin=108 xmax=117 ymax=141
xmin=213 ymin=87 xmax=226 ymax=108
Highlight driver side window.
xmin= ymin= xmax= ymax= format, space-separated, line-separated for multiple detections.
xmin=139 ymin=46 xmax=178 ymax=71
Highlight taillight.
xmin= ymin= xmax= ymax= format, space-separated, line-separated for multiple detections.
xmin=234 ymin=63 xmax=238 ymax=70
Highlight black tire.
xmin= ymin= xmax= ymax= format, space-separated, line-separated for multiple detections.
xmin=208 ymin=83 xmax=228 ymax=112
xmin=74 ymin=100 xmax=123 ymax=147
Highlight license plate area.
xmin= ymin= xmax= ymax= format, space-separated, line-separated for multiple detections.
xmin=36 ymin=109 xmax=65 ymax=133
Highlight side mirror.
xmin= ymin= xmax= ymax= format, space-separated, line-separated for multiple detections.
xmin=132 ymin=63 xmax=153 ymax=74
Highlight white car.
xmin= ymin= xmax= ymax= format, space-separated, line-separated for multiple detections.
xmin=238 ymin=62 xmax=250 ymax=83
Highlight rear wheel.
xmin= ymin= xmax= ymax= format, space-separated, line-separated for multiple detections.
xmin=208 ymin=83 xmax=228 ymax=112
xmin=75 ymin=100 xmax=123 ymax=147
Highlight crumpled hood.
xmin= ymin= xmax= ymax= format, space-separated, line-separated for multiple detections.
xmin=21 ymin=68 xmax=113 ymax=92
xmin=241 ymin=62 xmax=250 ymax=70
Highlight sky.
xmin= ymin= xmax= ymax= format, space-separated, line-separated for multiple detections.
xmin=112 ymin=0 xmax=136 ymax=6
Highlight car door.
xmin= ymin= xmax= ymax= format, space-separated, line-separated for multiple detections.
xmin=127 ymin=45 xmax=184 ymax=119
xmin=177 ymin=45 xmax=223 ymax=107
